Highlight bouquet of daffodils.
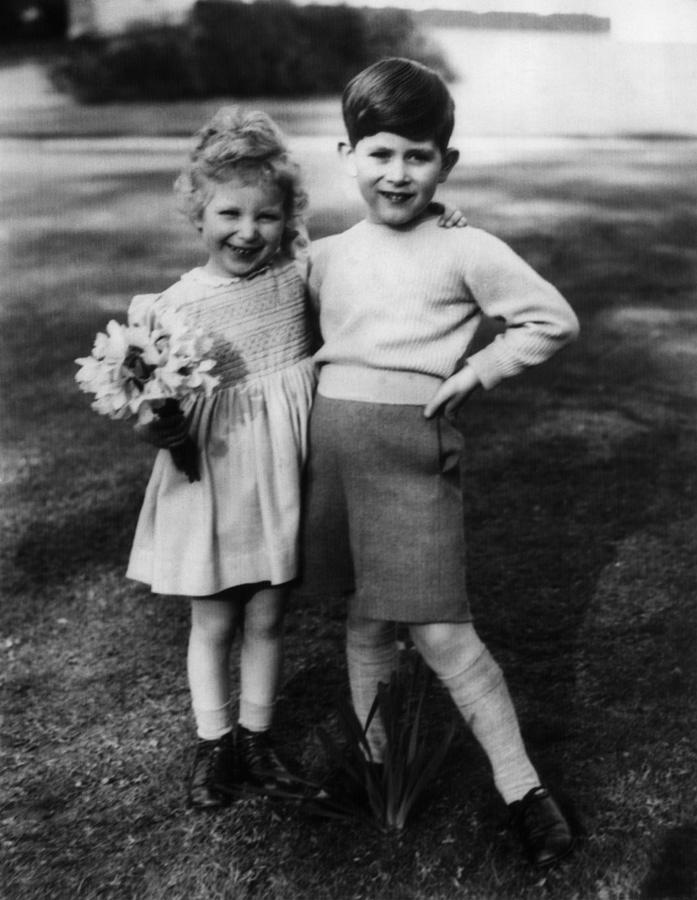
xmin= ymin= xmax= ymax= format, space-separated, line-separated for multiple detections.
xmin=75 ymin=306 xmax=219 ymax=482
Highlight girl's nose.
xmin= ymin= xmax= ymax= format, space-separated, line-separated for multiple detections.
xmin=237 ymin=216 xmax=259 ymax=241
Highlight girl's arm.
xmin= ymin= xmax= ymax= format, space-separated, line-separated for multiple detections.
xmin=429 ymin=201 xmax=468 ymax=228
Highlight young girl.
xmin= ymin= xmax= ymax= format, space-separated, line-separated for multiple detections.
xmin=126 ymin=107 xmax=316 ymax=809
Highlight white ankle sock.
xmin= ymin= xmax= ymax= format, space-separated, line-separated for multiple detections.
xmin=193 ymin=702 xmax=233 ymax=741
xmin=238 ymin=698 xmax=275 ymax=733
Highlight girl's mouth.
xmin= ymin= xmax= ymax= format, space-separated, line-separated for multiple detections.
xmin=227 ymin=244 xmax=262 ymax=258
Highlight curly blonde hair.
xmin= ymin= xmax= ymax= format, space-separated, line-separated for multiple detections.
xmin=174 ymin=106 xmax=308 ymax=249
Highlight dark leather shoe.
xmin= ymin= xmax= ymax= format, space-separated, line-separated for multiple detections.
xmin=509 ymin=786 xmax=574 ymax=867
xmin=186 ymin=731 xmax=238 ymax=809
xmin=236 ymin=725 xmax=300 ymax=790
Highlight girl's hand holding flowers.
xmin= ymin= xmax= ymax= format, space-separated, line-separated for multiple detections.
xmin=75 ymin=307 xmax=219 ymax=482
xmin=134 ymin=403 xmax=189 ymax=449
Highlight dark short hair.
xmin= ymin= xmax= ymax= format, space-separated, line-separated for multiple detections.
xmin=342 ymin=57 xmax=455 ymax=152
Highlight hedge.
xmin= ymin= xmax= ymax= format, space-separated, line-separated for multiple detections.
xmin=51 ymin=0 xmax=452 ymax=103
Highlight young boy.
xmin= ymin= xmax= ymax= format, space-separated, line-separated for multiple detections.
xmin=303 ymin=58 xmax=580 ymax=867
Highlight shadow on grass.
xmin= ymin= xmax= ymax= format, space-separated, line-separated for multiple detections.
xmin=465 ymin=418 xmax=693 ymax=710
xmin=641 ymin=824 xmax=697 ymax=899
xmin=10 ymin=482 xmax=144 ymax=593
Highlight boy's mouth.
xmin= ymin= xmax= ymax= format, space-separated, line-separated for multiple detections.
xmin=379 ymin=191 xmax=415 ymax=205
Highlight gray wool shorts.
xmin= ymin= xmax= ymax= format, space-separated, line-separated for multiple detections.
xmin=300 ymin=393 xmax=471 ymax=623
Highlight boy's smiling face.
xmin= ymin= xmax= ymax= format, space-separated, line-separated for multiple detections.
xmin=342 ymin=132 xmax=458 ymax=227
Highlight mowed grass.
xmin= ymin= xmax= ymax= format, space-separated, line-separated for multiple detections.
xmin=1 ymin=128 xmax=697 ymax=900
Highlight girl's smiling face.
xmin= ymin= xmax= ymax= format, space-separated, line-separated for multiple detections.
xmin=197 ymin=174 xmax=286 ymax=279
xmin=342 ymin=132 xmax=458 ymax=227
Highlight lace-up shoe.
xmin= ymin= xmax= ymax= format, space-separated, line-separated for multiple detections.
xmin=509 ymin=786 xmax=575 ymax=867
xmin=236 ymin=725 xmax=300 ymax=790
xmin=186 ymin=731 xmax=238 ymax=809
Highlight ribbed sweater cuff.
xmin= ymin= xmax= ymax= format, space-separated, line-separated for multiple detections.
xmin=465 ymin=350 xmax=505 ymax=390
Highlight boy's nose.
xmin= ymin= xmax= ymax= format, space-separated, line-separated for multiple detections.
xmin=386 ymin=158 xmax=409 ymax=183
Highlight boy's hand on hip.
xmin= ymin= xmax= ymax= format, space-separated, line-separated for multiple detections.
xmin=424 ymin=365 xmax=481 ymax=419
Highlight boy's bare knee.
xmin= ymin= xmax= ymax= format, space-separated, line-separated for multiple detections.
xmin=410 ymin=621 xmax=485 ymax=673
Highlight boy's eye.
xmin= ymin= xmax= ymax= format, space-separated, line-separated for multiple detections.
xmin=407 ymin=152 xmax=433 ymax=163
xmin=370 ymin=150 xmax=391 ymax=160
xmin=259 ymin=212 xmax=281 ymax=222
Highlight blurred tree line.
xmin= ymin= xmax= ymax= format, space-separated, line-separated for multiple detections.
xmin=51 ymin=0 xmax=452 ymax=103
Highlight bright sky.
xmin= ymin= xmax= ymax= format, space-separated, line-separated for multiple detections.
xmin=323 ymin=0 xmax=697 ymax=43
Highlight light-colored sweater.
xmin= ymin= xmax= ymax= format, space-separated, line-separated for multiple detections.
xmin=309 ymin=217 xmax=579 ymax=404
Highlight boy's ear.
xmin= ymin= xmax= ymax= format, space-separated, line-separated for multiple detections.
xmin=438 ymin=148 xmax=460 ymax=183
xmin=338 ymin=141 xmax=357 ymax=177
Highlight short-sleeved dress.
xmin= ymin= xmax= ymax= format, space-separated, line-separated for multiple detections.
xmin=126 ymin=255 xmax=316 ymax=597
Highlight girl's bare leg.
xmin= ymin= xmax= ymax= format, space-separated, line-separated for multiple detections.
xmin=236 ymin=584 xmax=298 ymax=787
xmin=188 ymin=594 xmax=243 ymax=739
xmin=238 ymin=584 xmax=288 ymax=731
xmin=186 ymin=592 xmax=244 ymax=808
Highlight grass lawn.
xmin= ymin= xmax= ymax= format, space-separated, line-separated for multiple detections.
xmin=1 ymin=115 xmax=697 ymax=899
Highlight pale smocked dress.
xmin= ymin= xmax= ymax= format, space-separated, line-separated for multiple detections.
xmin=126 ymin=254 xmax=316 ymax=596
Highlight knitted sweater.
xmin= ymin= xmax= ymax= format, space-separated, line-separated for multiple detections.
xmin=309 ymin=217 xmax=579 ymax=404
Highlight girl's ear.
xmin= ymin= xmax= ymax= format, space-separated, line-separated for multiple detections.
xmin=438 ymin=148 xmax=460 ymax=184
xmin=338 ymin=141 xmax=357 ymax=177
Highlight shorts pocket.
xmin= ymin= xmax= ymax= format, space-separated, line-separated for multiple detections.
xmin=436 ymin=415 xmax=464 ymax=479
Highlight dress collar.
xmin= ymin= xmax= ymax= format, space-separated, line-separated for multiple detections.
xmin=186 ymin=260 xmax=276 ymax=287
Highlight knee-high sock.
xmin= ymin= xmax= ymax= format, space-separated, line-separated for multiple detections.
xmin=411 ymin=624 xmax=540 ymax=804
xmin=346 ymin=616 xmax=398 ymax=761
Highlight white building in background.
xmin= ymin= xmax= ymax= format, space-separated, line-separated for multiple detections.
xmin=68 ymin=0 xmax=196 ymax=37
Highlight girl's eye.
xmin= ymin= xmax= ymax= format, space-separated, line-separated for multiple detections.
xmin=370 ymin=151 xmax=391 ymax=160
xmin=259 ymin=213 xmax=281 ymax=222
